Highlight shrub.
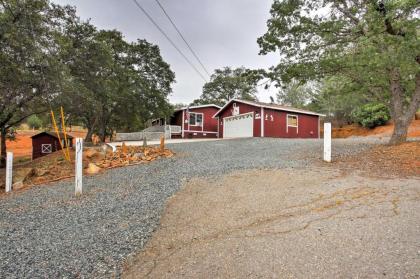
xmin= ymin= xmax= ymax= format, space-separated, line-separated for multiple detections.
xmin=27 ymin=115 xmax=43 ymax=129
xmin=352 ymin=103 xmax=390 ymax=128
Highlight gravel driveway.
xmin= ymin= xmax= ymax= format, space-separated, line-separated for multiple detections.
xmin=0 ymin=138 xmax=385 ymax=278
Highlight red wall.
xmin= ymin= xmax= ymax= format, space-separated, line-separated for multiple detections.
xmin=263 ymin=108 xmax=319 ymax=138
xmin=218 ymin=102 xmax=319 ymax=138
xmin=218 ymin=102 xmax=262 ymax=138
xmin=172 ymin=107 xmax=219 ymax=138
xmin=32 ymin=134 xmax=73 ymax=160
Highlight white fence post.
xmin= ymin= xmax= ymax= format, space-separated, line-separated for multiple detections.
xmin=75 ymin=138 xmax=83 ymax=196
xmin=323 ymin=122 xmax=332 ymax=162
xmin=5 ymin=152 xmax=13 ymax=192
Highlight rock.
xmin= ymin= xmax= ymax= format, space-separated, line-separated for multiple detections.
xmin=12 ymin=181 xmax=25 ymax=190
xmin=35 ymin=169 xmax=50 ymax=177
xmin=121 ymin=142 xmax=128 ymax=154
xmin=133 ymin=153 xmax=143 ymax=159
xmin=14 ymin=168 xmax=36 ymax=184
xmin=85 ymin=149 xmax=99 ymax=159
xmin=85 ymin=163 xmax=102 ymax=175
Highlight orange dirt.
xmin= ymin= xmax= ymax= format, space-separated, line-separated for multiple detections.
xmin=332 ymin=120 xmax=420 ymax=138
xmin=337 ymin=142 xmax=420 ymax=177
xmin=2 ymin=130 xmax=87 ymax=158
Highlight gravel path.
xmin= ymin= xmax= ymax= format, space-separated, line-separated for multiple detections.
xmin=0 ymin=138 xmax=383 ymax=278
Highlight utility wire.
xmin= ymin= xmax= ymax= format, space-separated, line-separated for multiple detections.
xmin=131 ymin=0 xmax=208 ymax=82
xmin=154 ymin=0 xmax=211 ymax=77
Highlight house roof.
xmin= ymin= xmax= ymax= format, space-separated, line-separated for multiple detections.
xmin=213 ymin=99 xmax=326 ymax=118
xmin=31 ymin=131 xmax=74 ymax=139
xmin=175 ymin=104 xmax=221 ymax=112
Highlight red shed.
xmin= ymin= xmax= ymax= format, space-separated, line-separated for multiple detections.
xmin=31 ymin=131 xmax=73 ymax=160
xmin=213 ymin=99 xmax=325 ymax=139
xmin=170 ymin=104 xmax=221 ymax=138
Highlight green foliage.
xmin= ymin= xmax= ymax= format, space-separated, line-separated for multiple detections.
xmin=258 ymin=0 xmax=420 ymax=143
xmin=0 ymin=0 xmax=175 ymax=166
xmin=352 ymin=103 xmax=390 ymax=129
xmin=277 ymin=80 xmax=316 ymax=108
xmin=193 ymin=67 xmax=262 ymax=106
xmin=27 ymin=115 xmax=43 ymax=129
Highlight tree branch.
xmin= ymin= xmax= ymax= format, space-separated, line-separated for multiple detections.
xmin=4 ymin=109 xmax=49 ymax=129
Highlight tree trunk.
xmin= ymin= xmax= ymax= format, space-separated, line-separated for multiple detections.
xmin=388 ymin=69 xmax=420 ymax=145
xmin=0 ymin=127 xmax=7 ymax=168
xmin=389 ymin=118 xmax=410 ymax=145
xmin=85 ymin=126 xmax=94 ymax=143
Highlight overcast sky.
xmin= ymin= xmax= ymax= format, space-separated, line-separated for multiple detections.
xmin=52 ymin=0 xmax=278 ymax=104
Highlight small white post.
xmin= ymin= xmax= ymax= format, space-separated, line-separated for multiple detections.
xmin=5 ymin=152 xmax=13 ymax=192
xmin=323 ymin=122 xmax=332 ymax=162
xmin=75 ymin=138 xmax=83 ymax=196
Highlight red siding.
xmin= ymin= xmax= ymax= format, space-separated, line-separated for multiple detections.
xmin=173 ymin=107 xmax=219 ymax=138
xmin=263 ymin=108 xmax=319 ymax=138
xmin=32 ymin=134 xmax=73 ymax=160
xmin=218 ymin=102 xmax=262 ymax=138
xmin=218 ymin=101 xmax=319 ymax=139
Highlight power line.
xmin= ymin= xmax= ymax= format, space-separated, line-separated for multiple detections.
xmin=154 ymin=0 xmax=211 ymax=77
xmin=131 ymin=0 xmax=208 ymax=82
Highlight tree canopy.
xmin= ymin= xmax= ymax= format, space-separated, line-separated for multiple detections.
xmin=0 ymin=0 xmax=175 ymax=166
xmin=258 ymin=0 xmax=420 ymax=144
xmin=193 ymin=67 xmax=261 ymax=106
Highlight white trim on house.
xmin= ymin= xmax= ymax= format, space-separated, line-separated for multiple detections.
xmin=286 ymin=114 xmax=299 ymax=134
xmin=176 ymin=104 xmax=221 ymax=112
xmin=261 ymin=107 xmax=264 ymax=137
xmin=41 ymin=144 xmax=52 ymax=153
xmin=223 ymin=111 xmax=254 ymax=120
xmin=188 ymin=112 xmax=204 ymax=127
xmin=181 ymin=110 xmax=185 ymax=138
xmin=318 ymin=117 xmax=321 ymax=139
xmin=213 ymin=99 xmax=326 ymax=118
xmin=216 ymin=116 xmax=220 ymax=138
xmin=183 ymin=130 xmax=218 ymax=134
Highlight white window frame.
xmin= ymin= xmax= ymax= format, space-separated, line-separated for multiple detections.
xmin=41 ymin=144 xmax=52 ymax=154
xmin=286 ymin=114 xmax=298 ymax=133
xmin=189 ymin=112 xmax=204 ymax=127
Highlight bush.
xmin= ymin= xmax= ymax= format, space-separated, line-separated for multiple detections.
xmin=352 ymin=103 xmax=390 ymax=128
xmin=27 ymin=115 xmax=43 ymax=129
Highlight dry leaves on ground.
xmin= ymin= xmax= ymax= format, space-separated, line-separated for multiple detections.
xmin=336 ymin=142 xmax=420 ymax=177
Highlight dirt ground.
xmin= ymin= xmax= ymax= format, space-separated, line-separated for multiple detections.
xmin=331 ymin=119 xmax=420 ymax=138
xmin=4 ymin=130 xmax=87 ymax=158
xmin=336 ymin=141 xmax=420 ymax=177
xmin=123 ymin=168 xmax=420 ymax=278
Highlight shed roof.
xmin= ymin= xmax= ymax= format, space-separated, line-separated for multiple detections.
xmin=175 ymin=104 xmax=221 ymax=112
xmin=31 ymin=131 xmax=74 ymax=139
xmin=213 ymin=99 xmax=326 ymax=118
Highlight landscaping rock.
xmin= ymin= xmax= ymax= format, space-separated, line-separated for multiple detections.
xmin=133 ymin=153 xmax=143 ymax=159
xmin=84 ymin=149 xmax=98 ymax=158
xmin=85 ymin=163 xmax=102 ymax=175
xmin=12 ymin=181 xmax=25 ymax=190
xmin=13 ymin=168 xmax=35 ymax=184
xmin=35 ymin=169 xmax=50 ymax=177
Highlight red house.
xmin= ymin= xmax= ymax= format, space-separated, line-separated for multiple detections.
xmin=169 ymin=104 xmax=221 ymax=138
xmin=213 ymin=99 xmax=324 ymax=138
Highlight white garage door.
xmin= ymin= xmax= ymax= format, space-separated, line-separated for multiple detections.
xmin=223 ymin=112 xmax=254 ymax=138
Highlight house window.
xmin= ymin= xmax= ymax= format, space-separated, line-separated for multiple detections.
xmin=189 ymin=113 xmax=203 ymax=126
xmin=41 ymin=144 xmax=52 ymax=154
xmin=287 ymin=115 xmax=298 ymax=127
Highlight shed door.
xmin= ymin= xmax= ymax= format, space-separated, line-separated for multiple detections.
xmin=223 ymin=112 xmax=253 ymax=138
